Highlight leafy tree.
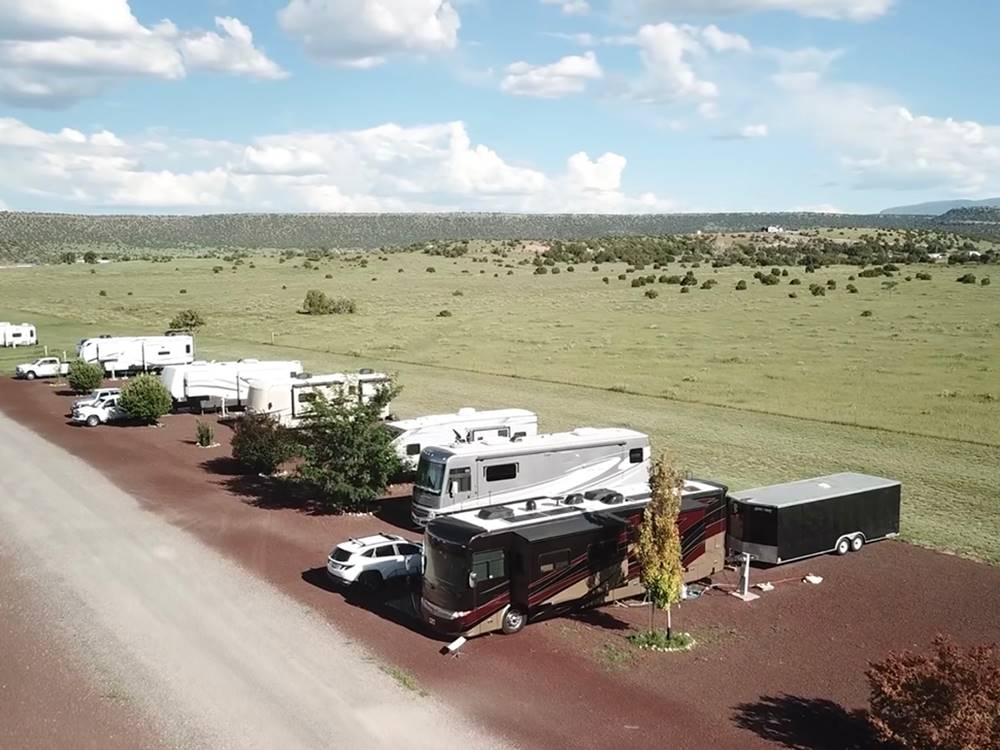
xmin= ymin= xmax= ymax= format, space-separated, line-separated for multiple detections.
xmin=636 ymin=453 xmax=685 ymax=638
xmin=119 ymin=374 xmax=172 ymax=425
xmin=867 ymin=635 xmax=1000 ymax=750
xmin=59 ymin=251 xmax=76 ymax=264
xmin=231 ymin=413 xmax=296 ymax=474
xmin=67 ymin=359 xmax=103 ymax=394
xmin=83 ymin=250 xmax=98 ymax=264
xmin=296 ymin=382 xmax=403 ymax=512
xmin=169 ymin=309 xmax=206 ymax=331
xmin=300 ymin=289 xmax=356 ymax=315
xmin=735 ymin=280 xmax=747 ymax=290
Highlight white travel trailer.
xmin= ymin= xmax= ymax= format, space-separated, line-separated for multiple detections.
xmin=0 ymin=322 xmax=36 ymax=348
xmin=410 ymin=427 xmax=650 ymax=526
xmin=160 ymin=359 xmax=303 ymax=409
xmin=245 ymin=370 xmax=393 ymax=428
xmin=386 ymin=408 xmax=538 ymax=471
xmin=77 ymin=334 xmax=195 ymax=375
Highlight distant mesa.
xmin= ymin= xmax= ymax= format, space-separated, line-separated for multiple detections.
xmin=881 ymin=197 xmax=1000 ymax=216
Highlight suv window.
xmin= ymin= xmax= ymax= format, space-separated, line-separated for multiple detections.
xmin=374 ymin=545 xmax=396 ymax=558
xmin=396 ymin=544 xmax=420 ymax=556
xmin=361 ymin=548 xmax=375 ymax=558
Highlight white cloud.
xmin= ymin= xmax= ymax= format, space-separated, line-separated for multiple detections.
xmin=180 ymin=17 xmax=288 ymax=80
xmin=541 ymin=0 xmax=591 ymax=14
xmin=501 ymin=51 xmax=603 ymax=98
xmin=619 ymin=0 xmax=893 ymax=21
xmin=740 ymin=123 xmax=768 ymax=138
xmin=0 ymin=2 xmax=283 ymax=106
xmin=631 ymin=23 xmax=717 ymax=104
xmin=699 ymin=24 xmax=751 ymax=53
xmin=0 ymin=117 xmax=673 ymax=213
xmin=794 ymin=203 xmax=843 ymax=213
xmin=278 ymin=0 xmax=459 ymax=67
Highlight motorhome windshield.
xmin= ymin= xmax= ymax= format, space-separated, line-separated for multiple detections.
xmin=414 ymin=456 xmax=446 ymax=494
xmin=423 ymin=533 xmax=468 ymax=596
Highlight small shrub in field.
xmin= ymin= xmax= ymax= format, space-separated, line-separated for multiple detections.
xmin=179 ymin=289 xmax=187 ymax=294
xmin=680 ymin=272 xmax=698 ymax=287
xmin=592 ymin=265 xmax=600 ymax=272
xmin=67 ymin=359 xmax=103 ymax=394
xmin=788 ymin=292 xmax=798 ymax=298
xmin=119 ymin=374 xmax=172 ymax=425
xmin=98 ymin=290 xmax=107 ymax=297
xmin=567 ymin=266 xmax=575 ymax=272
xmin=281 ymin=284 xmax=287 ymax=289
xmin=781 ymin=269 xmax=789 ymax=277
xmin=700 ymin=280 xmax=715 ymax=290
xmin=232 ymin=413 xmax=296 ymax=475
xmin=827 ymin=279 xmax=837 ymax=289
xmin=771 ymin=268 xmax=781 ymax=277
xmin=425 ymin=266 xmax=436 ymax=273
xmin=631 ymin=278 xmax=646 ymax=288
xmin=195 ymin=420 xmax=214 ymax=447
xmin=760 ymin=274 xmax=780 ymax=286
xmin=602 ymin=277 xmax=609 ymax=284
xmin=983 ymin=277 xmax=992 ymax=286
xmin=905 ymin=276 xmax=912 ymax=281
xmin=618 ymin=273 xmax=627 ymax=281
xmin=301 ymin=290 xmax=356 ymax=315
xmin=169 ymin=309 xmax=205 ymax=331
xmin=90 ymin=269 xmax=96 ymax=274
xmin=810 ymin=284 xmax=826 ymax=297
xmin=534 ymin=266 xmax=548 ymax=275
xmin=866 ymin=635 xmax=1000 ymax=750
xmin=680 ymin=286 xmax=690 ymax=294
xmin=848 ymin=274 xmax=856 ymax=281
xmin=861 ymin=309 xmax=873 ymax=317
xmin=916 ymin=271 xmax=932 ymax=281
xmin=883 ymin=263 xmax=899 ymax=272
xmin=325 ymin=273 xmax=333 ymax=279
xmin=551 ymin=267 xmax=561 ymax=275
xmin=735 ymin=280 xmax=747 ymax=290
xmin=83 ymin=251 xmax=98 ymax=264
xmin=847 ymin=284 xmax=858 ymax=293
xmin=644 ymin=289 xmax=659 ymax=299
xmin=789 ymin=278 xmax=801 ymax=285
xmin=213 ymin=266 xmax=223 ymax=274
xmin=127 ymin=291 xmax=133 ymax=296
xmin=437 ymin=309 xmax=452 ymax=317
xmin=452 ymin=290 xmax=463 ymax=296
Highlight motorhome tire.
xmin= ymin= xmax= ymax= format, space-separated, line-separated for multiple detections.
xmin=358 ymin=571 xmax=383 ymax=591
xmin=86 ymin=415 xmax=100 ymax=427
xmin=25 ymin=371 xmax=36 ymax=380
xmin=501 ymin=606 xmax=526 ymax=635
xmin=850 ymin=535 xmax=864 ymax=552
xmin=835 ymin=537 xmax=850 ymax=555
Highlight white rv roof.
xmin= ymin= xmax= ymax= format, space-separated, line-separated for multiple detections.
xmin=389 ymin=408 xmax=534 ymax=431
xmin=427 ymin=427 xmax=646 ymax=459
xmin=444 ymin=479 xmax=721 ymax=533
xmin=246 ymin=371 xmax=388 ymax=389
xmin=730 ymin=472 xmax=900 ymax=508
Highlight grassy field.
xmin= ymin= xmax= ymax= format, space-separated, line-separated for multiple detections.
xmin=1 ymin=247 xmax=998 ymax=563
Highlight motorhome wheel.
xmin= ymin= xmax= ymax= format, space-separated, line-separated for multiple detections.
xmin=850 ymin=535 xmax=864 ymax=552
xmin=835 ymin=537 xmax=850 ymax=555
xmin=501 ymin=606 xmax=526 ymax=635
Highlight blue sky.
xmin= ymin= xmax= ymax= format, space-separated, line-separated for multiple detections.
xmin=1 ymin=0 xmax=998 ymax=214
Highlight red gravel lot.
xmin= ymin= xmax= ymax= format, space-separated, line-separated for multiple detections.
xmin=3 ymin=377 xmax=998 ymax=750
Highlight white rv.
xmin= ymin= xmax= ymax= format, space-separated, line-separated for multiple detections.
xmin=77 ymin=334 xmax=194 ymax=375
xmin=245 ymin=370 xmax=393 ymax=428
xmin=0 ymin=322 xmax=36 ymax=348
xmin=160 ymin=359 xmax=303 ymax=409
xmin=386 ymin=408 xmax=538 ymax=471
xmin=410 ymin=427 xmax=650 ymax=526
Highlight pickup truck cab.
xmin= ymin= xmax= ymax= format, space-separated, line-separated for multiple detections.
xmin=15 ymin=357 xmax=69 ymax=380
xmin=72 ymin=395 xmax=128 ymax=427
xmin=73 ymin=387 xmax=121 ymax=410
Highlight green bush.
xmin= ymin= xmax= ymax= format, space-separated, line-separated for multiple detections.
xmin=735 ymin=280 xmax=747 ymax=290
xmin=827 ymin=279 xmax=837 ymax=289
xmin=680 ymin=286 xmax=691 ymax=294
xmin=592 ymin=265 xmax=600 ymax=272
xmin=98 ymin=290 xmax=107 ymax=297
xmin=119 ymin=374 xmax=172 ymax=425
xmin=916 ymin=272 xmax=932 ymax=281
xmin=301 ymin=290 xmax=356 ymax=314
xmin=861 ymin=309 xmax=873 ymax=317
xmin=83 ymin=251 xmax=98 ymax=264
xmin=789 ymin=278 xmax=801 ymax=285
xmin=700 ymin=280 xmax=716 ymax=290
xmin=551 ymin=266 xmax=561 ymax=275
xmin=67 ymin=359 xmax=103 ymax=394
xmin=232 ymin=413 xmax=297 ymax=475
xmin=437 ymin=309 xmax=452 ymax=317
xmin=169 ymin=309 xmax=206 ymax=331
xmin=534 ymin=266 xmax=548 ymax=275
xmin=60 ymin=251 xmax=76 ymax=264
xmin=810 ymin=284 xmax=826 ymax=297
xmin=644 ymin=289 xmax=659 ymax=299
xmin=567 ymin=266 xmax=575 ymax=272
xmin=425 ymin=266 xmax=436 ymax=273
xmin=452 ymin=289 xmax=463 ymax=296
xmin=618 ymin=273 xmax=627 ymax=281
xmin=788 ymin=292 xmax=798 ymax=298
xmin=631 ymin=277 xmax=647 ymax=288
xmin=179 ymin=289 xmax=187 ymax=294
xmin=195 ymin=420 xmax=214 ymax=447
xmin=846 ymin=284 xmax=858 ymax=293
xmin=602 ymin=277 xmax=609 ymax=284
xmin=760 ymin=274 xmax=780 ymax=286
xmin=212 ymin=265 xmax=223 ymax=274
xmin=982 ymin=277 xmax=992 ymax=286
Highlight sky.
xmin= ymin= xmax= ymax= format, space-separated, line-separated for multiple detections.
xmin=0 ymin=0 xmax=998 ymax=215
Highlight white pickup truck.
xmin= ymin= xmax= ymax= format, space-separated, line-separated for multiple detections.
xmin=14 ymin=357 xmax=70 ymax=380
xmin=72 ymin=394 xmax=129 ymax=427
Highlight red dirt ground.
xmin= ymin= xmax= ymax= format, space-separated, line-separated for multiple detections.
xmin=3 ymin=377 xmax=998 ymax=750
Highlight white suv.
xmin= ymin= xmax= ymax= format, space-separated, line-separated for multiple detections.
xmin=326 ymin=533 xmax=423 ymax=589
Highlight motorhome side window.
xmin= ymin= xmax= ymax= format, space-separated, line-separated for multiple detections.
xmin=472 ymin=550 xmax=505 ymax=581
xmin=406 ymin=443 xmax=421 ymax=456
xmin=449 ymin=467 xmax=471 ymax=492
xmin=497 ymin=428 xmax=509 ymax=437
xmin=538 ymin=549 xmax=570 ymax=574
xmin=298 ymin=392 xmax=317 ymax=404
xmin=629 ymin=447 xmax=643 ymax=463
xmin=485 ymin=463 xmax=517 ymax=482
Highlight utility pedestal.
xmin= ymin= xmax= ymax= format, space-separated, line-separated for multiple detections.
xmin=731 ymin=553 xmax=759 ymax=602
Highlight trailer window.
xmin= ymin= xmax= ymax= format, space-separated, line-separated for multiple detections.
xmin=629 ymin=447 xmax=644 ymax=463
xmin=538 ymin=549 xmax=570 ymax=574
xmin=497 ymin=427 xmax=509 ymax=438
xmin=485 ymin=463 xmax=517 ymax=482
xmin=406 ymin=443 xmax=421 ymax=456
xmin=449 ymin=466 xmax=471 ymax=492
xmin=186 ymin=344 xmax=192 ymax=354
xmin=472 ymin=550 xmax=505 ymax=581
xmin=297 ymin=392 xmax=317 ymax=404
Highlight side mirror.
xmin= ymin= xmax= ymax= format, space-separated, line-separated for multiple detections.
xmin=468 ymin=571 xmax=477 ymax=588
xmin=449 ymin=481 xmax=458 ymax=497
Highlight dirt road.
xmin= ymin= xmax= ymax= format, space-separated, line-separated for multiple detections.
xmin=0 ymin=411 xmax=505 ymax=750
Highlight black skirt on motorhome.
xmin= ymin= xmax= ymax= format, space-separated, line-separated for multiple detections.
xmin=726 ymin=472 xmax=900 ymax=564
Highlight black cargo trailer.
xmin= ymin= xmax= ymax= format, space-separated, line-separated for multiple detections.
xmin=726 ymin=472 xmax=900 ymax=564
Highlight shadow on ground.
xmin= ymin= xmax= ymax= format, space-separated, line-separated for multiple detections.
xmin=732 ymin=694 xmax=881 ymax=750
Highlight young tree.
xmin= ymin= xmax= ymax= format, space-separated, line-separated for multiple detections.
xmin=169 ymin=309 xmax=206 ymax=331
xmin=296 ymin=381 xmax=403 ymax=512
xmin=83 ymin=250 xmax=98 ymax=264
xmin=867 ymin=635 xmax=1000 ymax=750
xmin=119 ymin=374 xmax=172 ymax=425
xmin=67 ymin=359 xmax=103 ymax=394
xmin=231 ymin=413 xmax=296 ymax=474
xmin=636 ymin=453 xmax=685 ymax=638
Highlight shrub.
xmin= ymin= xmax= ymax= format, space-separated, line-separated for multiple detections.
xmin=735 ymin=280 xmax=747 ymax=290
xmin=179 ymin=289 xmax=187 ymax=294
xmin=551 ymin=266 xmax=561 ymax=275
xmin=680 ymin=286 xmax=690 ymax=294
xmin=867 ymin=635 xmax=1000 ymax=750
xmin=567 ymin=266 xmax=575 ymax=272
xmin=771 ymin=268 xmax=781 ymax=277
xmin=861 ymin=310 xmax=873 ymax=317
xmin=59 ymin=251 xmax=76 ymax=264
xmin=602 ymin=277 xmax=609 ymax=284
xmin=781 ymin=269 xmax=789 ymax=277
xmin=789 ymin=278 xmax=801 ymax=285
xmin=679 ymin=272 xmax=698 ymax=287
xmin=169 ymin=309 xmax=206 ymax=331
xmin=810 ymin=284 xmax=826 ymax=297
xmin=788 ymin=292 xmax=798 ymax=299
xmin=618 ymin=273 xmax=627 ymax=281
xmin=232 ymin=413 xmax=297 ymax=475
xmin=195 ymin=420 xmax=214 ymax=447
xmin=212 ymin=265 xmax=223 ymax=274
xmin=846 ymin=284 xmax=858 ymax=294
xmin=827 ymin=279 xmax=837 ymax=289
xmin=437 ymin=309 xmax=452 ymax=317
xmin=631 ymin=278 xmax=647 ymax=288
xmin=760 ymin=274 xmax=780 ymax=286
xmin=700 ymin=280 xmax=715 ymax=290
xmin=67 ymin=359 xmax=103 ymax=394
xmin=983 ymin=277 xmax=992 ymax=286
xmin=83 ymin=251 xmax=98 ymax=264
xmin=452 ymin=290 xmax=463 ymax=296
xmin=644 ymin=289 xmax=659 ymax=299
xmin=301 ymin=290 xmax=356 ymax=314
xmin=534 ymin=266 xmax=548 ymax=275
xmin=119 ymin=374 xmax=172 ymax=425
xmin=98 ymin=290 xmax=107 ymax=297
xmin=665 ymin=275 xmax=682 ymax=284
xmin=325 ymin=273 xmax=333 ymax=279
xmin=592 ymin=265 xmax=600 ymax=272
xmin=916 ymin=272 xmax=932 ymax=281
xmin=848 ymin=274 xmax=856 ymax=281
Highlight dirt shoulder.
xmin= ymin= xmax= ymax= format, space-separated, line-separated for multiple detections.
xmin=1 ymin=378 xmax=998 ymax=750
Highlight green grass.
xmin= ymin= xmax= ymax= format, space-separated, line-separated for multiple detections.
xmin=627 ymin=630 xmax=695 ymax=651
xmin=380 ymin=665 xmax=426 ymax=695
xmin=1 ymin=249 xmax=998 ymax=563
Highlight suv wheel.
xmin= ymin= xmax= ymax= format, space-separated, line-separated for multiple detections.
xmin=357 ymin=571 xmax=383 ymax=591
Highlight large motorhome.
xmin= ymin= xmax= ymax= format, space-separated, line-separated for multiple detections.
xmin=160 ymin=359 xmax=303 ymax=409
xmin=386 ymin=408 xmax=538 ymax=471
xmin=410 ymin=428 xmax=650 ymax=527
xmin=244 ymin=370 xmax=392 ymax=427
xmin=0 ymin=322 xmax=36 ymax=348
xmin=421 ymin=478 xmax=728 ymax=637
xmin=77 ymin=334 xmax=194 ymax=374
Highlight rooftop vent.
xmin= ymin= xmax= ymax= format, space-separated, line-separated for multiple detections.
xmin=583 ymin=488 xmax=611 ymax=500
xmin=359 ymin=368 xmax=374 ymax=375
xmin=599 ymin=492 xmax=625 ymax=505
xmin=563 ymin=493 xmax=584 ymax=505
xmin=477 ymin=506 xmax=515 ymax=521
xmin=524 ymin=499 xmax=536 ymax=511
xmin=457 ymin=407 xmax=476 ymax=416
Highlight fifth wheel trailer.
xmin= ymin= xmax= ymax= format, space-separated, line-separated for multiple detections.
xmin=726 ymin=472 xmax=901 ymax=565
xmin=77 ymin=334 xmax=194 ymax=374
xmin=0 ymin=322 xmax=37 ymax=348
xmin=245 ymin=371 xmax=393 ymax=427
xmin=160 ymin=359 xmax=303 ymax=409
xmin=421 ymin=478 xmax=728 ymax=637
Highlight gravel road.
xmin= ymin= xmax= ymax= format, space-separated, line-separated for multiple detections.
xmin=0 ymin=412 xmax=505 ymax=750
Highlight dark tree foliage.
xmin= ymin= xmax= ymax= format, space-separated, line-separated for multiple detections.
xmin=67 ymin=359 xmax=103 ymax=394
xmin=231 ymin=413 xmax=297 ymax=475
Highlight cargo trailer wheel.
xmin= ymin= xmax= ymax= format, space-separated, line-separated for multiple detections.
xmin=850 ymin=535 xmax=864 ymax=552
xmin=835 ymin=537 xmax=851 ymax=556
xmin=85 ymin=415 xmax=100 ymax=427
xmin=501 ymin=606 xmax=526 ymax=635
xmin=24 ymin=371 xmax=36 ymax=380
